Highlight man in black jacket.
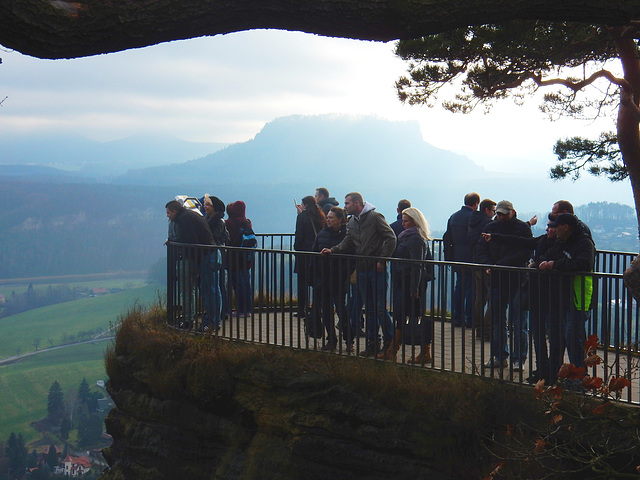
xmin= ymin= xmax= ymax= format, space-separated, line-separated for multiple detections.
xmin=475 ymin=200 xmax=532 ymax=370
xmin=469 ymin=198 xmax=496 ymax=339
xmin=539 ymin=213 xmax=595 ymax=383
xmin=443 ymin=192 xmax=480 ymax=327
xmin=166 ymin=200 xmax=214 ymax=328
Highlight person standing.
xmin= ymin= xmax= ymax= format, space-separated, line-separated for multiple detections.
xmin=165 ymin=199 xmax=214 ymax=329
xmin=469 ymin=198 xmax=496 ymax=339
xmin=315 ymin=187 xmax=339 ymax=215
xmin=539 ymin=213 xmax=595 ymax=384
xmin=475 ymin=200 xmax=532 ymax=370
xmin=294 ymin=196 xmax=326 ymax=318
xmin=200 ymin=194 xmax=229 ymax=332
xmin=311 ymin=207 xmax=351 ymax=351
xmin=225 ymin=201 xmax=256 ymax=318
xmin=321 ymin=192 xmax=397 ymax=357
xmin=379 ymin=207 xmax=434 ymax=363
xmin=389 ymin=199 xmax=412 ymax=237
xmin=443 ymin=192 xmax=479 ymax=327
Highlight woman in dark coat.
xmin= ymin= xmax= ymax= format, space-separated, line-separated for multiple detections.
xmin=311 ymin=207 xmax=352 ymax=351
xmin=225 ymin=200 xmax=255 ymax=317
xmin=294 ymin=196 xmax=325 ymax=317
xmin=379 ymin=207 xmax=434 ymax=363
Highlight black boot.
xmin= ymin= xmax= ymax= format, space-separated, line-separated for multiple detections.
xmin=359 ymin=340 xmax=381 ymax=357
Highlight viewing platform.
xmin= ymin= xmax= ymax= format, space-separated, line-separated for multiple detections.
xmin=166 ymin=235 xmax=640 ymax=404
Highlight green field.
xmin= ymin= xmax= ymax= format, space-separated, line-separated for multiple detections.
xmin=0 ymin=278 xmax=148 ymax=298
xmin=0 ymin=285 xmax=161 ymax=359
xmin=0 ymin=342 xmax=109 ymax=444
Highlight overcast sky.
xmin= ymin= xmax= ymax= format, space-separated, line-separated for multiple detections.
xmin=0 ymin=29 xmax=629 ymax=185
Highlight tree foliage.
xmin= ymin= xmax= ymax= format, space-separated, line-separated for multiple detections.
xmin=46 ymin=381 xmax=64 ymax=427
xmin=395 ymin=21 xmax=632 ymax=185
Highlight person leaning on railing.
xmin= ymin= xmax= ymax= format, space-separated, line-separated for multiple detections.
xmin=537 ymin=213 xmax=595 ymax=385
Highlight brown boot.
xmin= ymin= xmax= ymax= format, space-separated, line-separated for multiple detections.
xmin=409 ymin=345 xmax=432 ymax=364
xmin=377 ymin=329 xmax=402 ymax=360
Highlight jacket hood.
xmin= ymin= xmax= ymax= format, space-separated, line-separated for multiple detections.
xmin=358 ymin=201 xmax=375 ymax=218
xmin=227 ymin=200 xmax=246 ymax=219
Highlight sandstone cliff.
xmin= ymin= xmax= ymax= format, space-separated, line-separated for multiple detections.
xmin=98 ymin=307 xmax=542 ymax=480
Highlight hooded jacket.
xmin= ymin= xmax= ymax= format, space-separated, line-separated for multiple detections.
xmin=331 ymin=202 xmax=396 ymax=270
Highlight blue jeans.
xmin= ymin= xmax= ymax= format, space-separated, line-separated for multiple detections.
xmin=200 ymin=250 xmax=222 ymax=328
xmin=357 ymin=268 xmax=394 ymax=343
xmin=452 ymin=267 xmax=473 ymax=326
xmin=488 ymin=285 xmax=528 ymax=363
xmin=230 ymin=268 xmax=253 ymax=314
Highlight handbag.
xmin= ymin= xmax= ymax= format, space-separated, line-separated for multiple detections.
xmin=402 ymin=316 xmax=427 ymax=345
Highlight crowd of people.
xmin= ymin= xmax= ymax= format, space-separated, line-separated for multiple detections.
xmin=444 ymin=195 xmax=595 ymax=383
xmin=165 ymin=189 xmax=597 ymax=383
xmin=165 ymin=196 xmax=256 ymax=333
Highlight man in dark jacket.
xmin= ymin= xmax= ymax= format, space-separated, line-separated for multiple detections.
xmin=322 ymin=192 xmax=397 ymax=357
xmin=443 ymin=192 xmax=480 ymax=327
xmin=165 ymin=200 xmax=214 ymax=329
xmin=315 ymin=187 xmax=339 ymax=215
xmin=475 ymin=200 xmax=532 ymax=370
xmin=389 ymin=199 xmax=411 ymax=237
xmin=539 ymin=213 xmax=595 ymax=383
xmin=468 ymin=198 xmax=496 ymax=339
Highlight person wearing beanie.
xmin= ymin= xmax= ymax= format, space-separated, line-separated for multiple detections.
xmin=225 ymin=201 xmax=256 ymax=317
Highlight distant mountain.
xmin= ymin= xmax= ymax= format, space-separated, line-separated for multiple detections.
xmin=0 ymin=133 xmax=227 ymax=179
xmin=114 ymin=115 xmax=486 ymax=186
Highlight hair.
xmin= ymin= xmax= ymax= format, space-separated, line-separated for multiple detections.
xmin=316 ymin=187 xmax=329 ymax=199
xmin=345 ymin=192 xmax=363 ymax=205
xmin=554 ymin=200 xmax=574 ymax=214
xmin=479 ymin=198 xmax=496 ymax=213
xmin=464 ymin=192 xmax=480 ymax=206
xmin=302 ymin=195 xmax=326 ymax=230
xmin=397 ymin=199 xmax=411 ymax=211
xmin=402 ymin=207 xmax=431 ymax=241
xmin=328 ymin=206 xmax=347 ymax=224
xmin=165 ymin=200 xmax=183 ymax=212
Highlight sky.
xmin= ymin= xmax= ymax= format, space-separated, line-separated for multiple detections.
xmin=0 ymin=28 xmax=633 ymax=205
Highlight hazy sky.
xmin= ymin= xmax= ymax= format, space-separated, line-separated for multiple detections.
xmin=0 ymin=29 xmax=627 ymax=182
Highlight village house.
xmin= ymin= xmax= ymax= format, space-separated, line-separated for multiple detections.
xmin=62 ymin=453 xmax=92 ymax=477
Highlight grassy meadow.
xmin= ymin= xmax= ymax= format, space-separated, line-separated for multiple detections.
xmin=0 ymin=342 xmax=108 ymax=444
xmin=0 ymin=283 xmax=163 ymax=444
xmin=0 ymin=285 xmax=160 ymax=359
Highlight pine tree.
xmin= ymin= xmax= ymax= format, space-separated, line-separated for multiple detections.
xmin=46 ymin=443 xmax=59 ymax=470
xmin=46 ymin=381 xmax=65 ymax=427
xmin=77 ymin=378 xmax=90 ymax=408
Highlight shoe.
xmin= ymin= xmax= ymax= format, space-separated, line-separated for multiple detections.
xmin=512 ymin=361 xmax=523 ymax=372
xmin=322 ymin=340 xmax=337 ymax=352
xmin=408 ymin=346 xmax=432 ymax=364
xmin=484 ymin=358 xmax=507 ymax=368
xmin=359 ymin=342 xmax=380 ymax=357
xmin=294 ymin=312 xmax=306 ymax=318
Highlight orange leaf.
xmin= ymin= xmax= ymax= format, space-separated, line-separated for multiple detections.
xmin=584 ymin=334 xmax=599 ymax=356
xmin=548 ymin=386 xmax=563 ymax=399
xmin=533 ymin=438 xmax=548 ymax=454
xmin=584 ymin=354 xmax=602 ymax=367
xmin=505 ymin=424 xmax=513 ymax=436
xmin=580 ymin=376 xmax=604 ymax=390
xmin=608 ymin=377 xmax=631 ymax=392
xmin=533 ymin=379 xmax=545 ymax=399
xmin=558 ymin=363 xmax=586 ymax=380
xmin=549 ymin=414 xmax=563 ymax=425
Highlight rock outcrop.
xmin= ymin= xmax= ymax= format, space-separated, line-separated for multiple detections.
xmin=99 ymin=309 xmax=529 ymax=480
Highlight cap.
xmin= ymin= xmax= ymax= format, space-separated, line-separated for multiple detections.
xmin=548 ymin=213 xmax=579 ymax=228
xmin=495 ymin=200 xmax=514 ymax=214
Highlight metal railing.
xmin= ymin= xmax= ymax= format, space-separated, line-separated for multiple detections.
xmin=166 ymin=234 xmax=640 ymax=404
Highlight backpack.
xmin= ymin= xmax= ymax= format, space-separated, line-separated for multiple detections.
xmin=238 ymin=224 xmax=257 ymax=265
